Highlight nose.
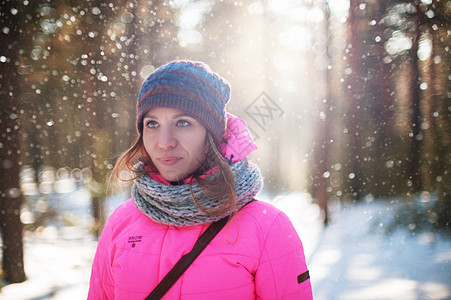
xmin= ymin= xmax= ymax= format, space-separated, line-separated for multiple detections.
xmin=157 ymin=127 xmax=177 ymax=150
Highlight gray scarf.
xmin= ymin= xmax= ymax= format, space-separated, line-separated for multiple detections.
xmin=132 ymin=159 xmax=263 ymax=226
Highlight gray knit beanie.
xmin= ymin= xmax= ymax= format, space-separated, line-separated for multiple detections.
xmin=136 ymin=60 xmax=231 ymax=144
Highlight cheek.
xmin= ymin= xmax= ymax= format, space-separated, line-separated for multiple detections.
xmin=194 ymin=137 xmax=208 ymax=162
xmin=142 ymin=133 xmax=154 ymax=157
xmin=184 ymin=133 xmax=208 ymax=159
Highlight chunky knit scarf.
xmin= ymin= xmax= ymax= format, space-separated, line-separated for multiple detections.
xmin=132 ymin=159 xmax=263 ymax=226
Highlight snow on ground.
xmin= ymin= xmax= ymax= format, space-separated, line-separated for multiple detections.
xmin=0 ymin=231 xmax=97 ymax=300
xmin=1 ymin=192 xmax=450 ymax=299
xmin=307 ymin=200 xmax=451 ymax=300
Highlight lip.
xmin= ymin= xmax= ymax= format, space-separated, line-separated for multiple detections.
xmin=157 ymin=156 xmax=182 ymax=167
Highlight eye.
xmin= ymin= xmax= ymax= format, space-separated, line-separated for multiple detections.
xmin=176 ymin=119 xmax=190 ymax=127
xmin=145 ymin=120 xmax=158 ymax=128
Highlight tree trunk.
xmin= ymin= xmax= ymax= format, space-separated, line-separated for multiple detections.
xmin=0 ymin=0 xmax=26 ymax=283
xmin=347 ymin=0 xmax=365 ymax=200
xmin=374 ymin=1 xmax=392 ymax=149
xmin=79 ymin=0 xmax=109 ymax=237
xmin=408 ymin=0 xmax=425 ymax=193
xmin=314 ymin=1 xmax=332 ymax=225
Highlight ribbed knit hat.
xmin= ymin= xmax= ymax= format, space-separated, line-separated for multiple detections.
xmin=136 ymin=60 xmax=231 ymax=144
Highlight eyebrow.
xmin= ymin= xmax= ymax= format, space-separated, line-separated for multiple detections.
xmin=143 ymin=112 xmax=193 ymax=119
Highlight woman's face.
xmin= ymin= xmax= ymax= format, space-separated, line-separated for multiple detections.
xmin=142 ymin=106 xmax=208 ymax=182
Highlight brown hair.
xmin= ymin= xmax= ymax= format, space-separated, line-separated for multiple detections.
xmin=108 ymin=131 xmax=237 ymax=217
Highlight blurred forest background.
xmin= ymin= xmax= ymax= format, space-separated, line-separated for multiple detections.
xmin=0 ymin=0 xmax=450 ymax=284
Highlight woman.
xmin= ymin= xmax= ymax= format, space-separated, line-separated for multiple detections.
xmin=88 ymin=60 xmax=313 ymax=299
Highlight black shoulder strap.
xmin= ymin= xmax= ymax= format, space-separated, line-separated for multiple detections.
xmin=145 ymin=216 xmax=229 ymax=300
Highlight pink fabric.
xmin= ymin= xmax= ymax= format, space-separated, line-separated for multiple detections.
xmin=144 ymin=113 xmax=258 ymax=185
xmin=88 ymin=200 xmax=313 ymax=299
xmin=218 ymin=113 xmax=257 ymax=163
xmin=145 ymin=166 xmax=219 ymax=185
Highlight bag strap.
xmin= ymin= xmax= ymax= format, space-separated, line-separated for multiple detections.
xmin=145 ymin=216 xmax=229 ymax=300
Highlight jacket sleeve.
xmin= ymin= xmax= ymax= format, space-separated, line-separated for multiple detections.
xmin=255 ymin=211 xmax=313 ymax=300
xmin=88 ymin=217 xmax=115 ymax=300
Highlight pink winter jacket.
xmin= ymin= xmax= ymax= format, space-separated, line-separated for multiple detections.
xmin=88 ymin=199 xmax=313 ymax=299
